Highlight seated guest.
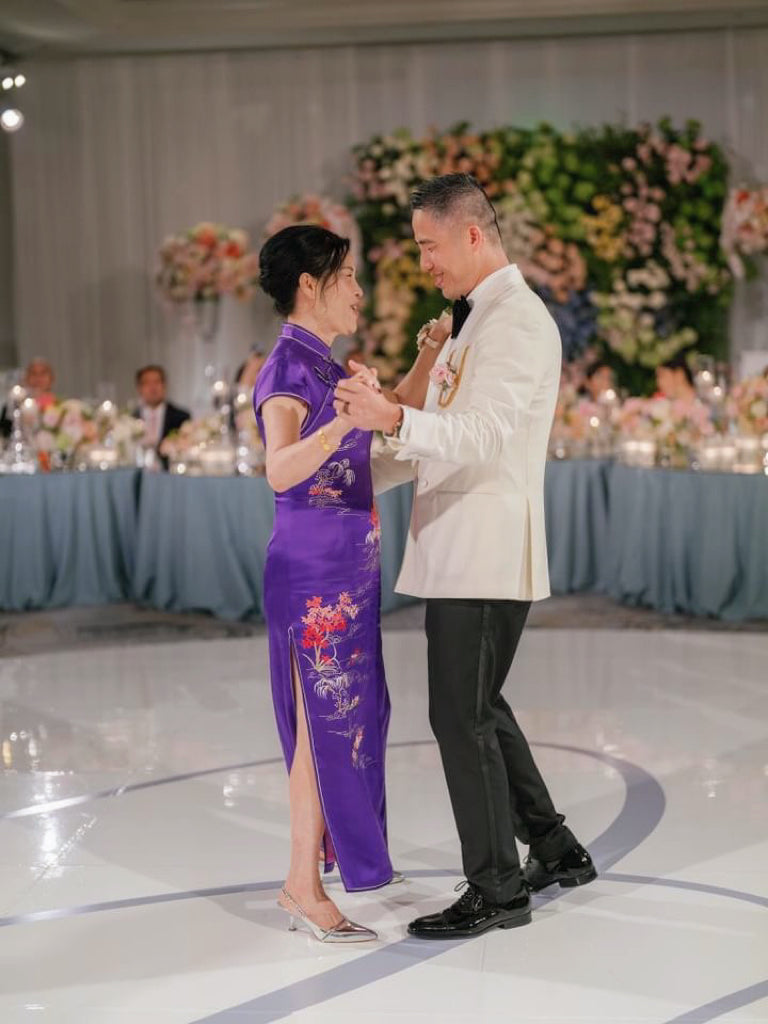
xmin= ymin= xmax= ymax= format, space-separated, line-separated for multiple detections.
xmin=231 ymin=350 xmax=266 ymax=432
xmin=1 ymin=357 xmax=57 ymax=438
xmin=133 ymin=365 xmax=190 ymax=461
xmin=655 ymin=352 xmax=696 ymax=402
xmin=579 ymin=362 xmax=615 ymax=402
xmin=233 ymin=349 xmax=266 ymax=394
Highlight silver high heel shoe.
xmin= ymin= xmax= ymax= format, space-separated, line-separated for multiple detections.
xmin=278 ymin=887 xmax=377 ymax=943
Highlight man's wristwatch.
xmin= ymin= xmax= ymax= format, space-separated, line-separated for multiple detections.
xmin=384 ymin=405 xmax=404 ymax=439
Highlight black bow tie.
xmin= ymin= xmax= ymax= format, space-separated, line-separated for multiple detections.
xmin=451 ymin=296 xmax=472 ymax=338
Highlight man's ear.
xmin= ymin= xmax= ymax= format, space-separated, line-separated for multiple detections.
xmin=468 ymin=224 xmax=483 ymax=249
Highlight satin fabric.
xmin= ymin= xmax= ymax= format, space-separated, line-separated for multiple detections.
xmin=253 ymin=323 xmax=393 ymax=891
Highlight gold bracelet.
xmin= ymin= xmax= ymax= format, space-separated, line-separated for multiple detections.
xmin=317 ymin=428 xmax=336 ymax=454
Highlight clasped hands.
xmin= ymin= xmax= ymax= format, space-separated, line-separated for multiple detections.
xmin=333 ymin=311 xmax=451 ymax=433
xmin=333 ymin=362 xmax=399 ymax=433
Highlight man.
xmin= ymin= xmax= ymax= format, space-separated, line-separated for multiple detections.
xmin=655 ymin=352 xmax=696 ymax=402
xmin=580 ymin=361 xmax=616 ymax=402
xmin=334 ymin=174 xmax=595 ymax=940
xmin=1 ymin=357 xmax=56 ymax=438
xmin=133 ymin=364 xmax=190 ymax=465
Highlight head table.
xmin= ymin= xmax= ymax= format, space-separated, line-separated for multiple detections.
xmin=0 ymin=463 xmax=765 ymax=621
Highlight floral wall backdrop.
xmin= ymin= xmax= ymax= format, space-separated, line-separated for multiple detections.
xmin=344 ymin=120 xmax=767 ymax=390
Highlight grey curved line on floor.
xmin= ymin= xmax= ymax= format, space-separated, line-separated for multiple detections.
xmin=3 ymin=869 xmax=766 ymax=929
xmin=1 ymin=740 xmax=657 ymax=933
xmin=0 ymin=756 xmax=286 ymax=821
xmin=603 ymin=871 xmax=768 ymax=910
xmin=0 ymin=740 xmax=437 ymax=821
xmin=661 ymin=980 xmax=768 ymax=1024
xmin=3 ymin=745 xmax=762 ymax=1024
xmin=189 ymin=742 xmax=666 ymax=1023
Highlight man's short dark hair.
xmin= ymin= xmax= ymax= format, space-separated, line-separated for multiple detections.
xmin=136 ymin=364 xmax=167 ymax=385
xmin=410 ymin=173 xmax=501 ymax=242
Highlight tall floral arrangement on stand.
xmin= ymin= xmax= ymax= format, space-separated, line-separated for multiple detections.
xmin=720 ymin=187 xmax=768 ymax=278
xmin=264 ymin=194 xmax=362 ymax=265
xmin=156 ymin=222 xmax=260 ymax=414
xmin=348 ymin=119 xmax=759 ymax=391
xmin=156 ymin=222 xmax=260 ymax=305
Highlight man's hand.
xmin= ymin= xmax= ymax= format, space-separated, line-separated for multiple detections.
xmin=334 ymin=378 xmax=402 ymax=433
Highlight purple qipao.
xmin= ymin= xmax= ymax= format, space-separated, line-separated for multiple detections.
xmin=253 ymin=323 xmax=393 ymax=891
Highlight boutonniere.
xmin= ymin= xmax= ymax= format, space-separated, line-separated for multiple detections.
xmin=429 ymin=347 xmax=469 ymax=408
xmin=429 ymin=361 xmax=456 ymax=392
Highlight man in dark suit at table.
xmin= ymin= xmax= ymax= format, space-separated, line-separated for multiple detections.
xmin=133 ymin=364 xmax=190 ymax=467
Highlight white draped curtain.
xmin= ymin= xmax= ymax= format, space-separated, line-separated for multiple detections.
xmin=9 ymin=27 xmax=768 ymax=406
xmin=0 ymin=134 xmax=14 ymax=368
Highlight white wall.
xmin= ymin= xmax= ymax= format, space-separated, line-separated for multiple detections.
xmin=10 ymin=27 xmax=768 ymax=405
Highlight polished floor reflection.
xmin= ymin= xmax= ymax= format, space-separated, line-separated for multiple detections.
xmin=0 ymin=624 xmax=767 ymax=1022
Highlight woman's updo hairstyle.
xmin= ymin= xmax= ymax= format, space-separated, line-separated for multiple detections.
xmin=258 ymin=225 xmax=351 ymax=318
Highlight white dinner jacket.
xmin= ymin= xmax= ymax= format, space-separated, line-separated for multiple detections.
xmin=372 ymin=263 xmax=561 ymax=601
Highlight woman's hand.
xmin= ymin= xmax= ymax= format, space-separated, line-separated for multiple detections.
xmin=348 ymin=360 xmax=382 ymax=392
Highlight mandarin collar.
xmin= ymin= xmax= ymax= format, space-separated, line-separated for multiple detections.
xmin=280 ymin=322 xmax=335 ymax=361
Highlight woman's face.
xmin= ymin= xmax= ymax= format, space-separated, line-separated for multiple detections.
xmin=317 ymin=258 xmax=363 ymax=337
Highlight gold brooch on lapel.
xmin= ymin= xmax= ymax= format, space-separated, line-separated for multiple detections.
xmin=429 ymin=347 xmax=469 ymax=408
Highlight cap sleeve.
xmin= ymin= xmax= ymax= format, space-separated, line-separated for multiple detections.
xmin=253 ymin=354 xmax=311 ymax=418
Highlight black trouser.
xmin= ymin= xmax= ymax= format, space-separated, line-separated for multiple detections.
xmin=426 ymin=598 xmax=575 ymax=904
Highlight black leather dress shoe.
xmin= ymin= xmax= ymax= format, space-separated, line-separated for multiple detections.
xmin=522 ymin=843 xmax=597 ymax=892
xmin=407 ymin=882 xmax=531 ymax=939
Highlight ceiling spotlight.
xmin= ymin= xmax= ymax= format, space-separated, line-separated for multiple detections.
xmin=1 ymin=77 xmax=13 ymax=91
xmin=0 ymin=109 xmax=24 ymax=132
xmin=14 ymin=75 xmax=25 ymax=88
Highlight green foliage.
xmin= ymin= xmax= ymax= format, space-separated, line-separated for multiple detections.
xmin=348 ymin=119 xmax=738 ymax=389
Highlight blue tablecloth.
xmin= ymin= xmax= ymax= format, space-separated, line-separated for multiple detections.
xmin=607 ymin=463 xmax=768 ymax=620
xmin=0 ymin=469 xmax=139 ymax=611
xmin=133 ymin=473 xmax=415 ymax=621
xmin=2 ymin=463 xmax=765 ymax=620
xmin=545 ymin=459 xmax=611 ymax=594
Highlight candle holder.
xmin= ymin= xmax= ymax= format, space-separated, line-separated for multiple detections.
xmin=1 ymin=384 xmax=37 ymax=474
xmin=618 ymin=438 xmax=656 ymax=468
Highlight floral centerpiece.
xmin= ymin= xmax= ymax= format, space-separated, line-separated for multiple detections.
xmin=614 ymin=395 xmax=714 ymax=466
xmin=34 ymin=401 xmax=145 ymax=470
xmin=726 ymin=374 xmax=768 ymax=436
xmin=35 ymin=400 xmax=98 ymax=467
xmin=159 ymin=415 xmax=224 ymax=464
xmin=111 ymin=413 xmax=146 ymax=460
xmin=156 ymin=222 xmax=260 ymax=304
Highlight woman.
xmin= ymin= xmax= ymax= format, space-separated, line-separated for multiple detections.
xmin=254 ymin=225 xmax=448 ymax=942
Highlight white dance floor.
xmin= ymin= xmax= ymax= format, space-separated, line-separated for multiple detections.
xmin=0 ymin=623 xmax=766 ymax=1022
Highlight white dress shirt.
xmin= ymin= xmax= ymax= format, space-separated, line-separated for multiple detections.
xmin=140 ymin=403 xmax=166 ymax=448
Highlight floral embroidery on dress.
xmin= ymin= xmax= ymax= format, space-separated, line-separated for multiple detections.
xmin=308 ymin=458 xmax=356 ymax=510
xmin=300 ymin=592 xmax=371 ymax=768
xmin=362 ymin=504 xmax=381 ymax=572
